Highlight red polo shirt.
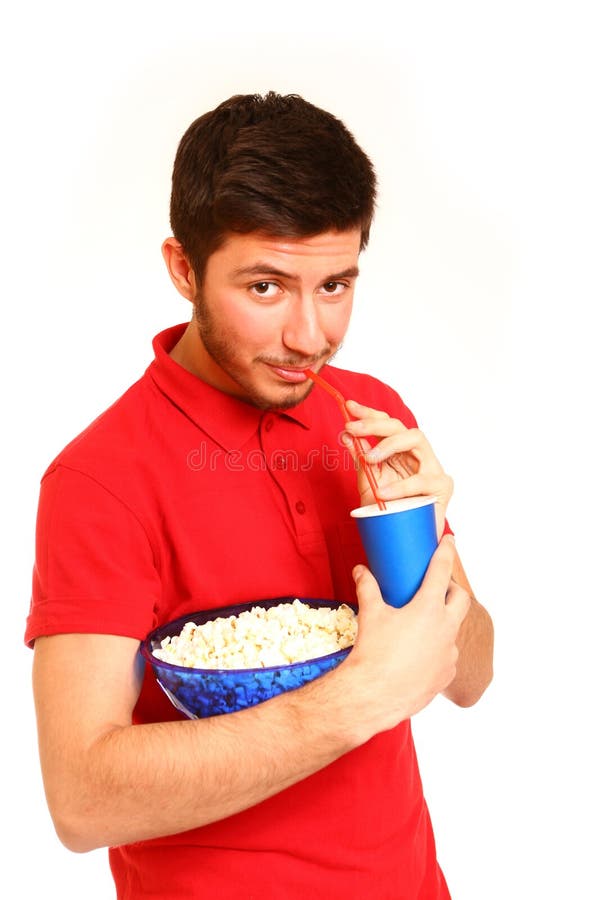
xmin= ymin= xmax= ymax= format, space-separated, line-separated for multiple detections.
xmin=26 ymin=324 xmax=450 ymax=900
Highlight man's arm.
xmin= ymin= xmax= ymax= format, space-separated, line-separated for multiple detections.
xmin=343 ymin=398 xmax=494 ymax=708
xmin=32 ymin=537 xmax=469 ymax=853
xmin=443 ymin=552 xmax=494 ymax=706
xmin=33 ymin=632 xmax=358 ymax=852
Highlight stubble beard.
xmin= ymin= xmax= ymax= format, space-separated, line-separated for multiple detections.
xmin=192 ymin=296 xmax=336 ymax=411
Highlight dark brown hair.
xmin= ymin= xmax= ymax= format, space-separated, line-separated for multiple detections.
xmin=169 ymin=92 xmax=377 ymax=282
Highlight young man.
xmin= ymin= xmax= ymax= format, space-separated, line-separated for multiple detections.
xmin=27 ymin=92 xmax=493 ymax=899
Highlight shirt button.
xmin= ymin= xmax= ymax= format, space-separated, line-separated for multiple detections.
xmin=264 ymin=417 xmax=274 ymax=432
xmin=295 ymin=500 xmax=306 ymax=515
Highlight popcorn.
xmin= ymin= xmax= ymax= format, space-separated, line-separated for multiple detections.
xmin=152 ymin=599 xmax=357 ymax=669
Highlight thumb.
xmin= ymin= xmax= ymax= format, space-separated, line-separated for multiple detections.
xmin=411 ymin=534 xmax=456 ymax=605
xmin=342 ymin=432 xmax=372 ymax=460
xmin=352 ymin=564 xmax=384 ymax=611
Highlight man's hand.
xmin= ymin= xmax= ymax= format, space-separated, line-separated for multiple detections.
xmin=342 ymin=399 xmax=453 ymax=536
xmin=340 ymin=399 xmax=493 ymax=711
xmin=340 ymin=536 xmax=471 ymax=736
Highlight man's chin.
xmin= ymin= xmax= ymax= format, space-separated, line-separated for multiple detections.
xmin=245 ymin=380 xmax=314 ymax=412
xmin=273 ymin=390 xmax=313 ymax=411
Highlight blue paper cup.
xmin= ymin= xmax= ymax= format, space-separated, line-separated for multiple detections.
xmin=350 ymin=496 xmax=438 ymax=607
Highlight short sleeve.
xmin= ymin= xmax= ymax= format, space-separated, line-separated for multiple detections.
xmin=25 ymin=465 xmax=161 ymax=647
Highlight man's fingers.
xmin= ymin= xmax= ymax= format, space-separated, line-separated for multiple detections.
xmin=414 ymin=535 xmax=456 ymax=601
xmin=354 ymin=536 xmax=457 ymax=614
xmin=363 ymin=431 xmax=435 ymax=465
xmin=354 ymin=535 xmax=471 ymax=611
xmin=341 ymin=433 xmax=373 ymax=458
xmin=376 ymin=473 xmax=448 ymax=500
xmin=445 ymin=579 xmax=471 ymax=628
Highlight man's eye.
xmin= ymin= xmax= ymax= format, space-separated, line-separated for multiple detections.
xmin=251 ymin=282 xmax=279 ymax=298
xmin=321 ymin=281 xmax=346 ymax=295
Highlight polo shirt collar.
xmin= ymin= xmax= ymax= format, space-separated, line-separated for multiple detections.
xmin=147 ymin=324 xmax=314 ymax=451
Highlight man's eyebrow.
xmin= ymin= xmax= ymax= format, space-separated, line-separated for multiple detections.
xmin=326 ymin=266 xmax=360 ymax=280
xmin=231 ymin=263 xmax=360 ymax=280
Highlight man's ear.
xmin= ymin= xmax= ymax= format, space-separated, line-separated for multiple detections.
xmin=161 ymin=238 xmax=197 ymax=302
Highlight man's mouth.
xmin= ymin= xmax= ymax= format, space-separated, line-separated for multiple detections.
xmin=266 ymin=364 xmax=311 ymax=384
xmin=261 ymin=351 xmax=331 ymax=384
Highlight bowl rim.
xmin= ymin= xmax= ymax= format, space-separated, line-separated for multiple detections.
xmin=139 ymin=596 xmax=357 ymax=676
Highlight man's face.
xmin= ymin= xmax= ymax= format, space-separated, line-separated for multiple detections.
xmin=192 ymin=229 xmax=362 ymax=410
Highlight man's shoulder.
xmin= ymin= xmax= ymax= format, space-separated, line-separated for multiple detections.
xmin=42 ymin=374 xmax=153 ymax=480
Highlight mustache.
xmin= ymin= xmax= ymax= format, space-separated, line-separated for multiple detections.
xmin=257 ymin=348 xmax=336 ymax=368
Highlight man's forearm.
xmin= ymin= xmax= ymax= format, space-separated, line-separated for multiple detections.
xmin=34 ymin=541 xmax=469 ymax=853
xmin=442 ymin=594 xmax=494 ymax=706
xmin=45 ymin=665 xmax=364 ymax=853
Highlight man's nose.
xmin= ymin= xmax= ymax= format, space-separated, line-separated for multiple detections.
xmin=282 ymin=296 xmax=327 ymax=357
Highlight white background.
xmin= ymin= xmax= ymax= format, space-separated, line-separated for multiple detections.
xmin=2 ymin=1 xmax=598 ymax=897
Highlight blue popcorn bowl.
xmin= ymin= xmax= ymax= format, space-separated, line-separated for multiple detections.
xmin=140 ymin=597 xmax=355 ymax=719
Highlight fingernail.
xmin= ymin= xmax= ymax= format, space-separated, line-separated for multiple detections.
xmin=352 ymin=565 xmax=366 ymax=581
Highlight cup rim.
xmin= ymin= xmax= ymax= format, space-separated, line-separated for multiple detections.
xmin=350 ymin=495 xmax=438 ymax=518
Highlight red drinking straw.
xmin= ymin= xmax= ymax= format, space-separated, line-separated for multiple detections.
xmin=305 ymin=369 xmax=387 ymax=511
